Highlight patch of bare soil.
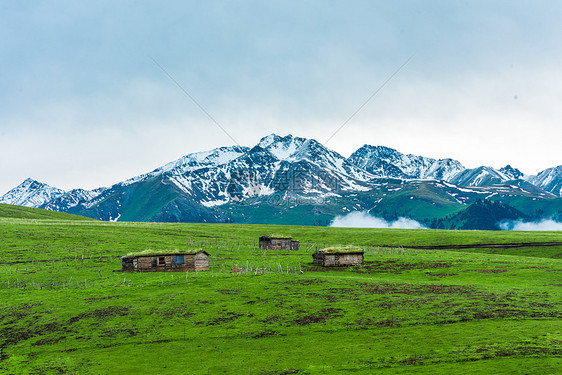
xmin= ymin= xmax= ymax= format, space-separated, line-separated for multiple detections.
xmin=261 ymin=313 xmax=284 ymax=324
xmin=356 ymin=317 xmax=401 ymax=328
xmin=0 ymin=303 xmax=42 ymax=322
xmin=205 ymin=311 xmax=244 ymax=326
xmin=101 ymin=327 xmax=139 ymax=338
xmin=31 ymin=337 xmax=64 ymax=346
xmin=292 ymin=308 xmax=343 ymax=326
xmin=69 ymin=306 xmax=130 ymax=324
xmin=250 ymin=329 xmax=278 ymax=338
xmin=1 ymin=321 xmax=61 ymax=347
xmin=1 ymin=326 xmax=35 ymax=346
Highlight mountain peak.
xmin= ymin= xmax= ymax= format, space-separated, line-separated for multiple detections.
xmin=23 ymin=177 xmax=38 ymax=184
xmin=499 ymin=165 xmax=523 ymax=180
xmin=17 ymin=178 xmax=52 ymax=190
xmin=0 ymin=178 xmax=66 ymax=207
xmin=258 ymin=133 xmax=302 ymax=147
xmin=148 ymin=145 xmax=249 ymax=177
xmin=256 ymin=134 xmax=309 ymax=160
xmin=354 ymin=145 xmax=399 ymax=158
xmin=527 ymin=165 xmax=562 ymax=197
xmin=258 ymin=134 xmax=282 ymax=148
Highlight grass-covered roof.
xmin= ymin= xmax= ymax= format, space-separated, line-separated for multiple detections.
xmin=317 ymin=245 xmax=364 ymax=254
xmin=261 ymin=234 xmax=295 ymax=239
xmin=124 ymin=248 xmax=206 ymax=258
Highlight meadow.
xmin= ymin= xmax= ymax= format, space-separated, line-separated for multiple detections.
xmin=0 ymin=212 xmax=561 ymax=374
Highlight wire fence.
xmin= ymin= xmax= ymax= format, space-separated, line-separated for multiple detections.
xmin=0 ymin=236 xmax=415 ymax=290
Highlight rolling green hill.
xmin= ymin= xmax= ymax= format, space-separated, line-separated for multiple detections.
xmin=0 ymin=203 xmax=96 ymax=221
xmin=430 ymin=200 xmax=528 ymax=230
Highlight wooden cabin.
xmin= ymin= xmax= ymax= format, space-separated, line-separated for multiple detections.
xmin=312 ymin=248 xmax=364 ymax=267
xmin=259 ymin=236 xmax=300 ymax=250
xmin=121 ymin=250 xmax=210 ymax=272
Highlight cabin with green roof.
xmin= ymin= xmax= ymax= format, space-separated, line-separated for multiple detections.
xmin=121 ymin=249 xmax=210 ymax=272
xmin=259 ymin=235 xmax=300 ymax=250
xmin=312 ymin=247 xmax=364 ymax=267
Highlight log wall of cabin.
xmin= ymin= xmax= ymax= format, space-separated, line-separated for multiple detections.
xmin=122 ymin=253 xmax=210 ymax=272
xmin=313 ymin=252 xmax=325 ymax=266
xmin=313 ymin=252 xmax=364 ymax=267
xmin=259 ymin=238 xmax=300 ymax=250
xmin=194 ymin=253 xmax=210 ymax=270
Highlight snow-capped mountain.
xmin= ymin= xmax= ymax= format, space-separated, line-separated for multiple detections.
xmin=2 ymin=133 xmax=562 ymax=226
xmin=346 ymin=145 xmax=543 ymax=193
xmin=526 ymin=166 xmax=562 ymax=197
xmin=347 ymin=145 xmax=465 ymax=180
xmin=0 ymin=178 xmax=66 ymax=207
xmin=447 ymin=166 xmax=512 ymax=187
xmin=149 ymin=145 xmax=251 ymax=178
xmin=43 ymin=188 xmax=107 ymax=211
xmin=499 ymin=165 xmax=524 ymax=180
xmin=165 ymin=134 xmax=374 ymax=207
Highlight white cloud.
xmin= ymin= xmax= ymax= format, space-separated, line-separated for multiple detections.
xmin=330 ymin=211 xmax=426 ymax=229
xmin=500 ymin=219 xmax=562 ymax=231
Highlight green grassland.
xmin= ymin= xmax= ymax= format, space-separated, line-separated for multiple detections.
xmin=0 ymin=203 xmax=98 ymax=221
xmin=1 ymin=216 xmax=561 ymax=374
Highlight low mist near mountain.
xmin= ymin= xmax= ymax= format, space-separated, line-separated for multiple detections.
xmin=500 ymin=218 xmax=562 ymax=231
xmin=330 ymin=211 xmax=427 ymax=229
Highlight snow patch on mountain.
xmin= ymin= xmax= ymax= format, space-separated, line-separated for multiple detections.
xmin=201 ymin=199 xmax=229 ymax=207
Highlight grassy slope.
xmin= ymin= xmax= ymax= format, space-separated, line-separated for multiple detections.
xmin=0 ymin=203 xmax=96 ymax=221
xmin=0 ymin=220 xmax=561 ymax=374
xmin=218 ymin=181 xmax=468 ymax=226
xmin=117 ymin=177 xmax=182 ymax=221
xmin=369 ymin=181 xmax=465 ymax=221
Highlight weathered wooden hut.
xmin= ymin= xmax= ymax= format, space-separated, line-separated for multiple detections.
xmin=259 ymin=235 xmax=300 ymax=250
xmin=312 ymin=248 xmax=364 ymax=267
xmin=121 ymin=250 xmax=210 ymax=272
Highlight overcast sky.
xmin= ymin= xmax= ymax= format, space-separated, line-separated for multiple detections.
xmin=1 ymin=1 xmax=561 ymax=195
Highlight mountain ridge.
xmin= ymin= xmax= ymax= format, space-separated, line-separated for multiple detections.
xmin=2 ymin=133 xmax=562 ymax=228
